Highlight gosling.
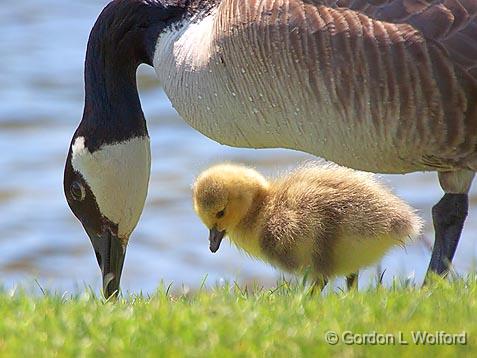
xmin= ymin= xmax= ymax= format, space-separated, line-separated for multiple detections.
xmin=192 ymin=163 xmax=422 ymax=290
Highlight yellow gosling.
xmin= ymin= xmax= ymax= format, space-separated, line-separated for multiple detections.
xmin=193 ymin=163 xmax=423 ymax=290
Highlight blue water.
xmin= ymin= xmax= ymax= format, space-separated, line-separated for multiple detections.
xmin=1 ymin=1 xmax=476 ymax=294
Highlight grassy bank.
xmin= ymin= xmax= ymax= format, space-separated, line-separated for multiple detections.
xmin=0 ymin=278 xmax=476 ymax=356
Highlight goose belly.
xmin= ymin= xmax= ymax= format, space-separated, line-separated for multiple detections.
xmin=161 ymin=65 xmax=428 ymax=174
xmin=153 ymin=12 xmax=454 ymax=174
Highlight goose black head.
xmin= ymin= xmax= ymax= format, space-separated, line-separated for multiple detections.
xmin=64 ymin=0 xmax=187 ymax=298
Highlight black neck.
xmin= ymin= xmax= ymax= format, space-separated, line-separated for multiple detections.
xmin=83 ymin=39 xmax=144 ymax=138
xmin=77 ymin=0 xmax=187 ymax=151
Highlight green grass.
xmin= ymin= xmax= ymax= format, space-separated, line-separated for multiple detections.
xmin=0 ymin=277 xmax=476 ymax=357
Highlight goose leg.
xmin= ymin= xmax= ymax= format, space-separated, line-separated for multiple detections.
xmin=425 ymin=171 xmax=474 ymax=279
xmin=427 ymin=193 xmax=468 ymax=275
xmin=346 ymin=272 xmax=358 ymax=290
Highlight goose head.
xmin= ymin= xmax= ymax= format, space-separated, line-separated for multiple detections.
xmin=63 ymin=0 xmax=186 ymax=298
xmin=192 ymin=164 xmax=269 ymax=252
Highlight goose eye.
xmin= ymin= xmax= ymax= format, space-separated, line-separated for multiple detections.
xmin=70 ymin=181 xmax=85 ymax=201
xmin=216 ymin=209 xmax=225 ymax=219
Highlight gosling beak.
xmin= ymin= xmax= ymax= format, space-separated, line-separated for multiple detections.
xmin=86 ymin=227 xmax=127 ymax=299
xmin=209 ymin=228 xmax=226 ymax=253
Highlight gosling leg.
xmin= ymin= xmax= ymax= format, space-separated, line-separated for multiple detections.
xmin=425 ymin=171 xmax=473 ymax=281
xmin=310 ymin=277 xmax=328 ymax=295
xmin=346 ymin=272 xmax=358 ymax=290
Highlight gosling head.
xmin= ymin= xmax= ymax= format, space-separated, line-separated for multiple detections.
xmin=193 ymin=164 xmax=269 ymax=253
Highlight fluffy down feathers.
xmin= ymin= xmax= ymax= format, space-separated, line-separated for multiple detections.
xmin=193 ymin=162 xmax=422 ymax=281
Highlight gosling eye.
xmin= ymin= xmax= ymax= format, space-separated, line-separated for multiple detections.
xmin=70 ymin=181 xmax=85 ymax=201
xmin=216 ymin=209 xmax=225 ymax=219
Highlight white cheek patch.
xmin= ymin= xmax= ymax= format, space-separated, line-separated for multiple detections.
xmin=71 ymin=136 xmax=151 ymax=239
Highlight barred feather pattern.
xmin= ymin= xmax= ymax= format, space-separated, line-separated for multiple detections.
xmin=155 ymin=0 xmax=477 ymax=173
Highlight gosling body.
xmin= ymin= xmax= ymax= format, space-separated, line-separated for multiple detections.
xmin=193 ymin=163 xmax=422 ymax=283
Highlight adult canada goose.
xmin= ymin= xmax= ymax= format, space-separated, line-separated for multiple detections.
xmin=192 ymin=163 xmax=422 ymax=290
xmin=64 ymin=0 xmax=477 ymax=297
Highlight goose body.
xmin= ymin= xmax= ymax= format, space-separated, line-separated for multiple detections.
xmin=63 ymin=0 xmax=477 ymax=296
xmin=156 ymin=0 xmax=477 ymax=173
xmin=192 ymin=163 xmax=423 ymax=284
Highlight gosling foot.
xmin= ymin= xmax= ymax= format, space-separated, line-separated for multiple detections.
xmin=346 ymin=272 xmax=358 ymax=291
xmin=310 ymin=277 xmax=328 ymax=295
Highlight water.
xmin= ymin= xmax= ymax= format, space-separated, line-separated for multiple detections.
xmin=1 ymin=1 xmax=476 ymax=294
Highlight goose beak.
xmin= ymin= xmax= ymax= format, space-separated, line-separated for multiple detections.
xmin=86 ymin=227 xmax=126 ymax=299
xmin=209 ymin=228 xmax=225 ymax=253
